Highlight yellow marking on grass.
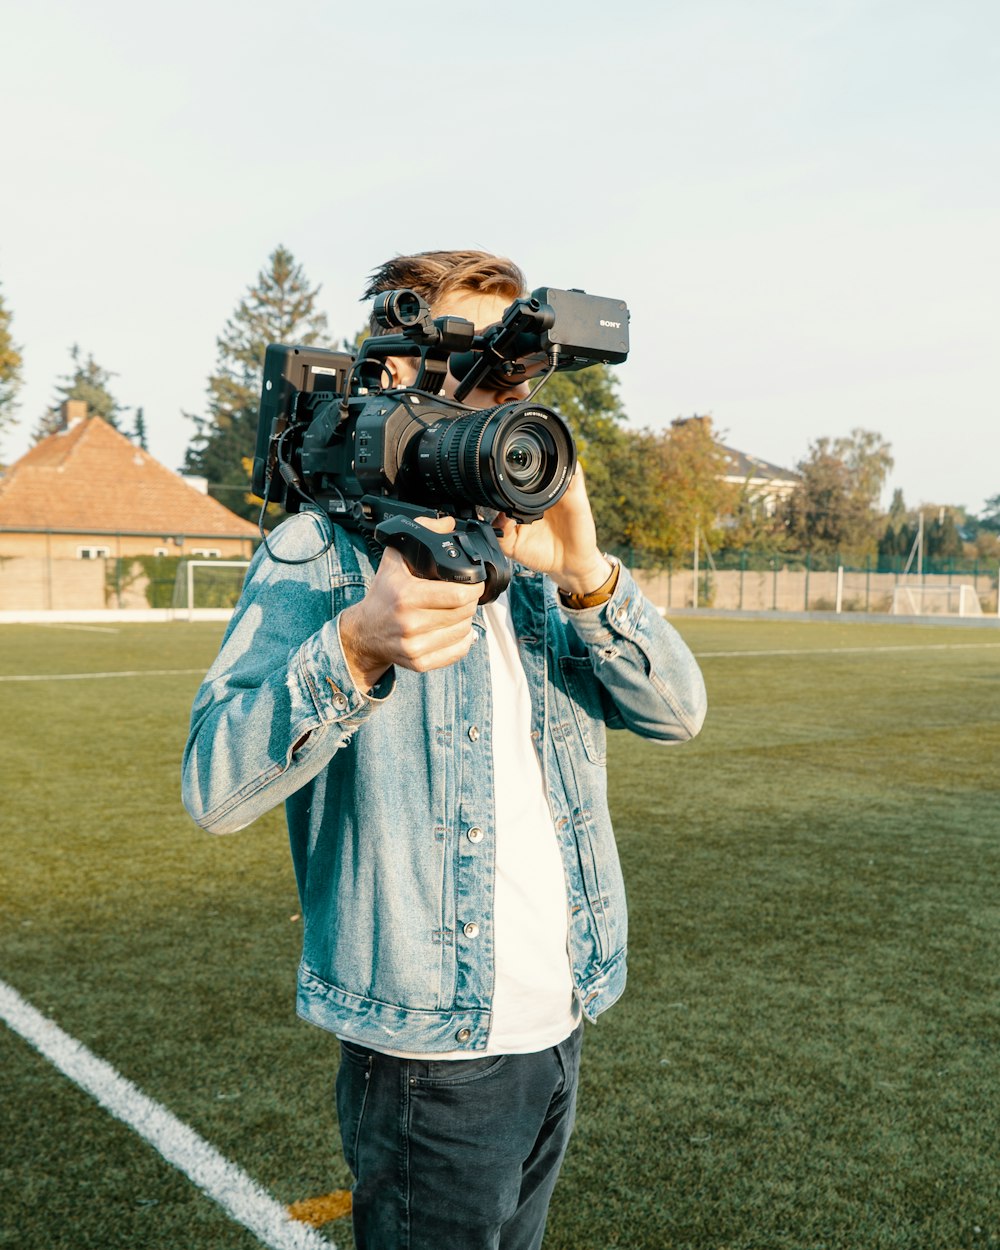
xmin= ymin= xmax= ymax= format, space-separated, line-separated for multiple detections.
xmin=288 ymin=1191 xmax=353 ymax=1227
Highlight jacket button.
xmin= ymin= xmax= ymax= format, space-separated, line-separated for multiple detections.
xmin=456 ymin=1028 xmax=472 ymax=1043
xmin=463 ymin=922 xmax=480 ymax=938
xmin=468 ymin=725 xmax=480 ymax=742
xmin=333 ymin=693 xmax=348 ymax=710
xmin=467 ymin=827 xmax=484 ymax=843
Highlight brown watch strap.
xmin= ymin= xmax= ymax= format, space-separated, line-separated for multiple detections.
xmin=558 ymin=557 xmax=620 ymax=610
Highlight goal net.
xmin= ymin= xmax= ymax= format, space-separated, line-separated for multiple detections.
xmin=890 ymin=583 xmax=983 ymax=617
xmin=171 ymin=559 xmax=250 ymax=619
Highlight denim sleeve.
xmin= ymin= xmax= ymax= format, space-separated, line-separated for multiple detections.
xmin=563 ymin=564 xmax=707 ymax=742
xmin=181 ymin=514 xmax=393 ymax=833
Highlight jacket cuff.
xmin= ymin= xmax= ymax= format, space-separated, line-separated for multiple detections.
xmin=292 ymin=619 xmax=396 ymax=731
xmin=563 ymin=564 xmax=650 ymax=644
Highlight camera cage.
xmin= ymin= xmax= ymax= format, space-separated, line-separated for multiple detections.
xmin=251 ymin=287 xmax=629 ymax=601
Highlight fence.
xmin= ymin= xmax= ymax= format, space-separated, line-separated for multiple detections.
xmin=1 ymin=549 xmax=998 ymax=617
xmin=611 ymin=549 xmax=999 ymax=615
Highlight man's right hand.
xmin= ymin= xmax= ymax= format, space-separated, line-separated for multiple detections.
xmin=338 ymin=517 xmax=484 ymax=691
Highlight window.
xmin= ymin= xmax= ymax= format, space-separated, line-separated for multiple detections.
xmin=189 ymin=547 xmax=222 ymax=558
xmin=78 ymin=546 xmax=111 ymax=560
xmin=152 ymin=546 xmax=169 ymax=557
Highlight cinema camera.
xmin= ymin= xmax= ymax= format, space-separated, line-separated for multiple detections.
xmin=251 ymin=286 xmax=629 ymax=602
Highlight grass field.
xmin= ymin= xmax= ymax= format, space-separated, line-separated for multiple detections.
xmin=1 ymin=617 xmax=998 ymax=1250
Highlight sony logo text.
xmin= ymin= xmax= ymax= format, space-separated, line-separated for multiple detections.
xmin=599 ymin=320 xmax=622 ymax=329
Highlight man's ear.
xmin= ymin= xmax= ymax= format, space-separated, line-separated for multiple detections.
xmin=384 ymin=355 xmax=419 ymax=388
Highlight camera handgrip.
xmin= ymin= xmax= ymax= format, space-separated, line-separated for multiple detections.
xmin=374 ymin=516 xmax=511 ymax=603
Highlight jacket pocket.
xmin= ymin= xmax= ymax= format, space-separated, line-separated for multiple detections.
xmin=558 ymin=656 xmax=608 ymax=766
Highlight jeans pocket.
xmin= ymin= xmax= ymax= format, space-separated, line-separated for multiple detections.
xmin=411 ymin=1054 xmax=509 ymax=1087
xmin=335 ymin=1041 xmax=373 ymax=1178
xmin=338 ymin=1037 xmax=374 ymax=1065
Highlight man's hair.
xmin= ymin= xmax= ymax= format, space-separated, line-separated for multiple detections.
xmin=361 ymin=249 xmax=526 ymax=335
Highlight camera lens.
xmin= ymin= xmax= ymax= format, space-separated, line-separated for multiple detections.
xmin=503 ymin=430 xmax=545 ymax=488
xmin=411 ymin=401 xmax=576 ymax=523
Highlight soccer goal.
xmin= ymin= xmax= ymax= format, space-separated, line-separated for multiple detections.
xmin=171 ymin=559 xmax=250 ymax=620
xmin=890 ymin=583 xmax=983 ymax=617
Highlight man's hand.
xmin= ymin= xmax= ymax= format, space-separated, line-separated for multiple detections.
xmin=493 ymin=468 xmax=613 ymax=594
xmin=339 ymin=517 xmax=484 ymax=691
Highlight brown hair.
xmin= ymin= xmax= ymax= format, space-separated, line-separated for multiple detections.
xmin=361 ymin=249 xmax=526 ymax=334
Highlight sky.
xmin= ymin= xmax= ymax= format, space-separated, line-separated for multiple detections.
xmin=2 ymin=0 xmax=998 ymax=514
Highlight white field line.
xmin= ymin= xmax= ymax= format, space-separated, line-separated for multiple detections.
xmin=36 ymin=624 xmax=122 ymax=634
xmin=4 ymin=642 xmax=999 ymax=683
xmin=0 ymin=668 xmax=206 ymax=683
xmin=0 ymin=979 xmax=335 ymax=1250
xmin=698 ymin=643 xmax=1000 ymax=658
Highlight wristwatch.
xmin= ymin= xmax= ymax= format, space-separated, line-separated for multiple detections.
xmin=558 ymin=555 xmax=620 ymax=610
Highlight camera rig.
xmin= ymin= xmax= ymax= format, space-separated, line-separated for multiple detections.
xmin=251 ymin=286 xmax=629 ymax=602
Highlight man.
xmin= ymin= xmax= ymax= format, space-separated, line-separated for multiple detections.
xmin=182 ymin=249 xmax=707 ymax=1249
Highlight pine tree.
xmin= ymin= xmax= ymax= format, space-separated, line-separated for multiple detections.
xmin=980 ymin=494 xmax=1000 ymax=534
xmin=926 ymin=510 xmax=963 ymax=561
xmin=0 ymin=281 xmax=24 ymax=456
xmin=131 ymin=406 xmax=149 ymax=451
xmin=184 ymin=246 xmax=330 ymax=520
xmin=34 ymin=346 xmax=121 ymax=442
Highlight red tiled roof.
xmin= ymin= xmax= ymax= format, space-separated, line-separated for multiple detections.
xmin=0 ymin=417 xmax=258 ymax=537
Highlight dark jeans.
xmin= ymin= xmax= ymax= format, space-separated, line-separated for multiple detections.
xmin=335 ymin=1024 xmax=583 ymax=1250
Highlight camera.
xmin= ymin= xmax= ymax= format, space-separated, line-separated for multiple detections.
xmin=251 ymin=286 xmax=629 ymax=602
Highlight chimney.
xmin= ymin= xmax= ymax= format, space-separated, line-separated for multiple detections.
xmin=60 ymin=400 xmax=88 ymax=430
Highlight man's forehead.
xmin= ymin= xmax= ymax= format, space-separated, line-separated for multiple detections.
xmin=432 ymin=288 xmax=517 ymax=332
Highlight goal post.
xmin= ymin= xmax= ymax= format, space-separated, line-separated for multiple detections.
xmin=890 ymin=583 xmax=983 ymax=617
xmin=171 ymin=559 xmax=251 ymax=620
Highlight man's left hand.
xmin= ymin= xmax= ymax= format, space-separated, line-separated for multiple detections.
xmin=493 ymin=468 xmax=613 ymax=594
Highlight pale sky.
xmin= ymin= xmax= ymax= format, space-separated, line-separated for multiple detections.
xmin=3 ymin=0 xmax=998 ymax=514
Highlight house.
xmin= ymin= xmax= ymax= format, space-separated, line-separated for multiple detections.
xmin=670 ymin=416 xmax=800 ymax=519
xmin=0 ymin=403 xmax=258 ymax=609
xmin=719 ymin=444 xmax=800 ymax=517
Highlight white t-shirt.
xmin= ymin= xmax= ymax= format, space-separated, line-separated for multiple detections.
xmin=342 ymin=591 xmax=579 ymax=1059
xmin=480 ymin=591 xmax=580 ymax=1054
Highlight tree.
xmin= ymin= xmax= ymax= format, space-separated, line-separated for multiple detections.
xmin=779 ymin=428 xmax=893 ymax=559
xmin=0 ymin=281 xmax=24 ymax=456
xmin=838 ymin=427 xmax=894 ymax=506
xmin=641 ymin=416 xmax=734 ymax=562
xmin=34 ymin=345 xmax=122 ymax=442
xmin=721 ymin=479 xmax=788 ymax=556
xmin=878 ymin=488 xmax=908 ymax=562
xmin=184 ymin=245 xmax=330 ymax=519
xmin=980 ymin=494 xmax=1000 ymax=534
xmin=926 ymin=510 xmax=963 ymax=561
xmin=887 ymin=487 xmax=907 ymax=526
xmin=130 ymin=406 xmax=149 ymax=451
xmin=534 ymin=365 xmax=703 ymax=557
xmin=537 ymin=364 xmax=638 ymax=547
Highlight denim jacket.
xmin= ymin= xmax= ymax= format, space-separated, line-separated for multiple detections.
xmin=182 ymin=511 xmax=707 ymax=1053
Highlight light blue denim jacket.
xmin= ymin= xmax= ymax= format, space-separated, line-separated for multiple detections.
xmin=182 ymin=511 xmax=707 ymax=1053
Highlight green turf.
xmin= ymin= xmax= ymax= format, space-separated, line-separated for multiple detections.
xmin=1 ymin=618 xmax=998 ymax=1249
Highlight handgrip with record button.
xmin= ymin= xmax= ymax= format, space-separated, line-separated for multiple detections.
xmin=374 ymin=515 xmax=511 ymax=603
